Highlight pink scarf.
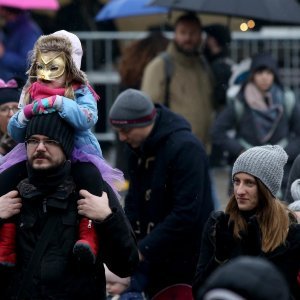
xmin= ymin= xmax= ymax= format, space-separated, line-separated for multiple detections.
xmin=28 ymin=82 xmax=100 ymax=101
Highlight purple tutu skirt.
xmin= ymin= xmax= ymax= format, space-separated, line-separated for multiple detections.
xmin=0 ymin=143 xmax=124 ymax=199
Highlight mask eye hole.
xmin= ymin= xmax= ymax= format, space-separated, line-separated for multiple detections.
xmin=36 ymin=64 xmax=43 ymax=70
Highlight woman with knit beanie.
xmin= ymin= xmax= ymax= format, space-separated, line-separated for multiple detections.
xmin=193 ymin=145 xmax=300 ymax=299
xmin=0 ymin=30 xmax=124 ymax=267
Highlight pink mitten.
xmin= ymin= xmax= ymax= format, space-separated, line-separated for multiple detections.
xmin=32 ymin=96 xmax=57 ymax=115
xmin=23 ymin=103 xmax=34 ymax=119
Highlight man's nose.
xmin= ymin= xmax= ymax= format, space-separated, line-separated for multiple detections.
xmin=36 ymin=141 xmax=47 ymax=151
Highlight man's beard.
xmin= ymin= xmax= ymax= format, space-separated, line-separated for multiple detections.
xmin=29 ymin=153 xmax=61 ymax=171
xmin=174 ymin=41 xmax=200 ymax=57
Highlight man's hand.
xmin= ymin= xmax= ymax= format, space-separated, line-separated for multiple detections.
xmin=0 ymin=191 xmax=22 ymax=219
xmin=77 ymin=190 xmax=112 ymax=221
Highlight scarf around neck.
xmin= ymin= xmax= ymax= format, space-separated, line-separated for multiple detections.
xmin=28 ymin=81 xmax=100 ymax=102
xmin=26 ymin=160 xmax=72 ymax=192
xmin=244 ymin=82 xmax=284 ymax=143
xmin=29 ymin=81 xmax=66 ymax=100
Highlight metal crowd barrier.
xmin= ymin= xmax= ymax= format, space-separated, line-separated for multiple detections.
xmin=74 ymin=28 xmax=300 ymax=142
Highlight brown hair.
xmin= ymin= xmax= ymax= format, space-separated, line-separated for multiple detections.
xmin=118 ymin=32 xmax=169 ymax=89
xmin=174 ymin=13 xmax=202 ymax=29
xmin=226 ymin=179 xmax=291 ymax=252
xmin=23 ymin=34 xmax=88 ymax=104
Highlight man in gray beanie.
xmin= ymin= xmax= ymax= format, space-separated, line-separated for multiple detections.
xmin=109 ymin=88 xmax=214 ymax=298
xmin=109 ymin=88 xmax=156 ymax=129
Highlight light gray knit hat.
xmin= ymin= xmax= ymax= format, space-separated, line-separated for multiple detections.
xmin=109 ymin=88 xmax=156 ymax=128
xmin=232 ymin=145 xmax=288 ymax=197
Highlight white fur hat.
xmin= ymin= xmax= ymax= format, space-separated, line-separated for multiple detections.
xmin=51 ymin=30 xmax=83 ymax=70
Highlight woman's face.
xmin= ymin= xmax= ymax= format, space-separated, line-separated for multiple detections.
xmin=253 ymin=69 xmax=274 ymax=92
xmin=233 ymin=172 xmax=259 ymax=211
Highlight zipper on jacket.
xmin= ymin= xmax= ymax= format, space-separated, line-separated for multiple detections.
xmin=88 ymin=219 xmax=92 ymax=228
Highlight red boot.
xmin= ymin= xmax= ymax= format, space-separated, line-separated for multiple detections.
xmin=73 ymin=218 xmax=99 ymax=264
xmin=0 ymin=222 xmax=16 ymax=267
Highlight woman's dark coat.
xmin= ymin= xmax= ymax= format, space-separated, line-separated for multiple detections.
xmin=193 ymin=211 xmax=300 ymax=299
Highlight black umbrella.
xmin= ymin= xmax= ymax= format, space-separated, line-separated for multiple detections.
xmin=150 ymin=0 xmax=300 ymax=25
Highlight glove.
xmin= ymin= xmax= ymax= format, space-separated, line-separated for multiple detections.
xmin=23 ymin=96 xmax=63 ymax=118
xmin=215 ymin=211 xmax=235 ymax=263
xmin=240 ymin=215 xmax=262 ymax=255
xmin=23 ymin=102 xmax=34 ymax=119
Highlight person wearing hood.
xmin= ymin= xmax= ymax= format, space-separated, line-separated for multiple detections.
xmin=211 ymin=52 xmax=300 ymax=197
xmin=193 ymin=145 xmax=300 ymax=299
xmin=109 ymin=89 xmax=214 ymax=299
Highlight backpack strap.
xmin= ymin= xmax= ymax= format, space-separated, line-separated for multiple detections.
xmin=160 ymin=52 xmax=174 ymax=107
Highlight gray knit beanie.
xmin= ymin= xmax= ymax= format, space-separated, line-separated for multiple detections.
xmin=109 ymin=88 xmax=156 ymax=128
xmin=232 ymin=145 xmax=288 ymax=197
xmin=291 ymin=179 xmax=300 ymax=202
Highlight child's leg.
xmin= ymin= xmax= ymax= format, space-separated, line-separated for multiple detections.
xmin=71 ymin=162 xmax=104 ymax=264
xmin=0 ymin=161 xmax=27 ymax=267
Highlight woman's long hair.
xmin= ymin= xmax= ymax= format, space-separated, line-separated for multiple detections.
xmin=118 ymin=31 xmax=169 ymax=89
xmin=225 ymin=179 xmax=290 ymax=252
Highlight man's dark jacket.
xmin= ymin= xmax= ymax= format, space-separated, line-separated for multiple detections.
xmin=125 ymin=104 xmax=214 ymax=296
xmin=0 ymin=162 xmax=139 ymax=300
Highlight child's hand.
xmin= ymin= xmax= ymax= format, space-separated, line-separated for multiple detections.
xmin=24 ymin=96 xmax=63 ymax=118
xmin=23 ymin=102 xmax=34 ymax=119
xmin=32 ymin=96 xmax=62 ymax=115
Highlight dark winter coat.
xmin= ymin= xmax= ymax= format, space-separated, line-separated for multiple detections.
xmin=205 ymin=51 xmax=234 ymax=112
xmin=125 ymin=104 xmax=214 ymax=296
xmin=0 ymin=164 xmax=139 ymax=300
xmin=193 ymin=211 xmax=300 ymax=299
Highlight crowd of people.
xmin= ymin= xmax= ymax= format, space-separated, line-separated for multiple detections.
xmin=1 ymin=4 xmax=300 ymax=300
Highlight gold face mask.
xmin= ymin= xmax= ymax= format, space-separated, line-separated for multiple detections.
xmin=36 ymin=51 xmax=66 ymax=81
